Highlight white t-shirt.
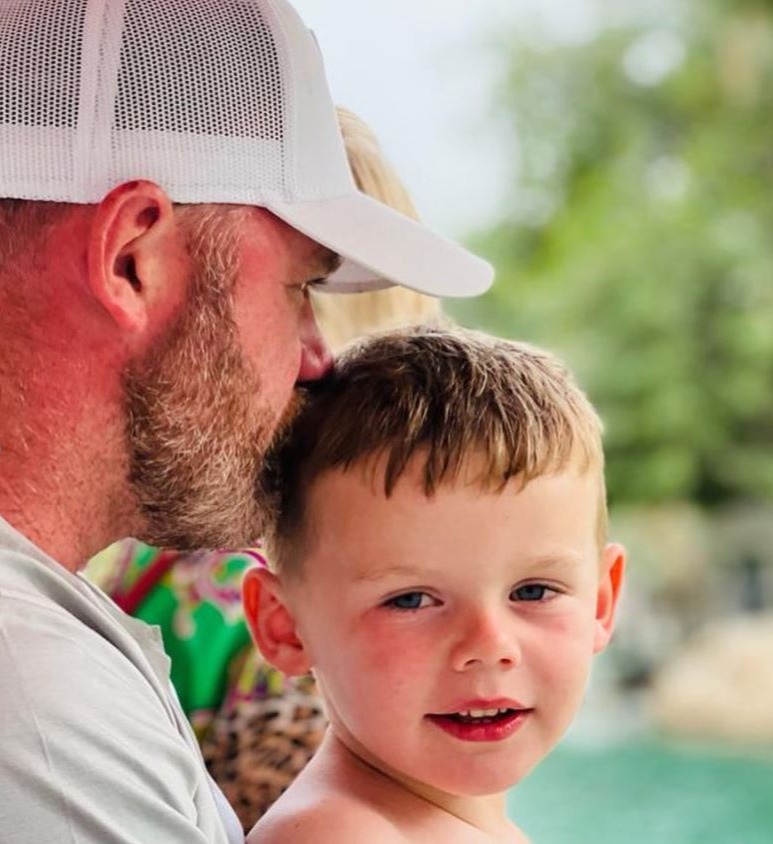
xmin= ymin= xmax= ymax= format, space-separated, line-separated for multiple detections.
xmin=0 ymin=515 xmax=244 ymax=844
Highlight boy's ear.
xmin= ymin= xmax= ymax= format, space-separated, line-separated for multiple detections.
xmin=593 ymin=542 xmax=626 ymax=654
xmin=87 ymin=179 xmax=189 ymax=337
xmin=242 ymin=566 xmax=312 ymax=677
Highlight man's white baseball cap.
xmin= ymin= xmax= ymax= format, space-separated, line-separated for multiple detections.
xmin=0 ymin=0 xmax=493 ymax=298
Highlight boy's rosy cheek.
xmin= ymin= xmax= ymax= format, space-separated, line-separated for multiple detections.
xmin=360 ymin=626 xmax=432 ymax=672
xmin=527 ymin=614 xmax=596 ymax=663
xmin=538 ymin=606 xmax=597 ymax=638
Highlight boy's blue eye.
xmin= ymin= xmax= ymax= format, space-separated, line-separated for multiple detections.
xmin=511 ymin=583 xmax=552 ymax=602
xmin=385 ymin=592 xmax=430 ymax=611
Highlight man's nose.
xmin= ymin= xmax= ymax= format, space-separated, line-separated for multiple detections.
xmin=297 ymin=300 xmax=333 ymax=383
xmin=450 ymin=607 xmax=521 ymax=672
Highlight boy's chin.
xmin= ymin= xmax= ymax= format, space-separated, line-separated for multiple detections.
xmin=425 ymin=764 xmax=532 ymax=799
xmin=339 ymin=734 xmax=528 ymax=800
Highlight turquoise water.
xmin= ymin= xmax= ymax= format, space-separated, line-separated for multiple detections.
xmin=507 ymin=740 xmax=773 ymax=843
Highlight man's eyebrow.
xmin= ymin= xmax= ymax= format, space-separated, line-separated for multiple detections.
xmin=311 ymin=248 xmax=342 ymax=279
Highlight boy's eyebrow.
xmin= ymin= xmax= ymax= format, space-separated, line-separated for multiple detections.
xmin=352 ymin=564 xmax=425 ymax=583
xmin=522 ymin=552 xmax=584 ymax=572
xmin=352 ymin=553 xmax=585 ymax=583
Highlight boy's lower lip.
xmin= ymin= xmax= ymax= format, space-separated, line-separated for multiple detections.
xmin=425 ymin=709 xmax=532 ymax=742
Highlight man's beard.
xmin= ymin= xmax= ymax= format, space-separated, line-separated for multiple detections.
xmin=122 ymin=212 xmax=299 ymax=550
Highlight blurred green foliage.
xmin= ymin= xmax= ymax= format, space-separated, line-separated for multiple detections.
xmin=453 ymin=0 xmax=773 ymax=507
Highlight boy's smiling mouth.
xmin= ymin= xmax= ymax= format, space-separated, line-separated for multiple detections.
xmin=425 ymin=699 xmax=534 ymax=742
xmin=451 ymin=707 xmax=517 ymax=721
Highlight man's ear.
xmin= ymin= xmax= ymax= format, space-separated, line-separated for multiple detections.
xmin=243 ymin=566 xmax=312 ymax=677
xmin=593 ymin=542 xmax=626 ymax=654
xmin=87 ymin=179 xmax=189 ymax=336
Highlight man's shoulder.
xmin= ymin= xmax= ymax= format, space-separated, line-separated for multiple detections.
xmin=0 ymin=537 xmax=167 ymax=673
xmin=0 ymin=588 xmax=153 ymax=704
xmin=0 ymin=564 xmax=155 ymax=688
xmin=0 ymin=550 xmax=230 ymax=843
xmin=0 ymin=536 xmax=114 ymax=632
xmin=1 ymin=545 xmax=183 ymax=778
xmin=0 ymin=569 xmax=182 ymax=755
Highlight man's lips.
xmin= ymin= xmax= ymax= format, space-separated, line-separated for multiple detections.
xmin=425 ymin=698 xmax=534 ymax=743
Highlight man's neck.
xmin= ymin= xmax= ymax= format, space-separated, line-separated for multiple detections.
xmin=0 ymin=358 xmax=139 ymax=571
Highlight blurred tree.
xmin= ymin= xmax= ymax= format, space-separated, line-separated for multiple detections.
xmin=453 ymin=0 xmax=773 ymax=507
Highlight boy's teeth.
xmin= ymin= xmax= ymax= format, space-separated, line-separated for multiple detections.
xmin=459 ymin=708 xmax=507 ymax=718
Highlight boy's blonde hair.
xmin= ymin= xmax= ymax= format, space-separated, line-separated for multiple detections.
xmin=266 ymin=325 xmax=607 ymax=573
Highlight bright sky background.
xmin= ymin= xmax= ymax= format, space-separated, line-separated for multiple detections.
xmin=291 ymin=0 xmax=602 ymax=239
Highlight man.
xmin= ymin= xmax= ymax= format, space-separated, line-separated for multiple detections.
xmin=0 ymin=1 xmax=492 ymax=842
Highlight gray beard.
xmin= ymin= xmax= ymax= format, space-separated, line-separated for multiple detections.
xmin=122 ymin=219 xmax=280 ymax=550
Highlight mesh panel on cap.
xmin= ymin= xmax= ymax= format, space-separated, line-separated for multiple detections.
xmin=0 ymin=0 xmax=493 ymax=295
xmin=0 ymin=0 xmax=87 ymax=198
xmin=0 ymin=0 xmax=293 ymax=202
xmin=0 ymin=0 xmax=85 ymax=130
xmin=107 ymin=0 xmax=289 ymax=200
xmin=115 ymin=0 xmax=284 ymax=139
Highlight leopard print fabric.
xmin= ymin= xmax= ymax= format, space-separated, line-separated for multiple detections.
xmin=201 ymin=653 xmax=327 ymax=832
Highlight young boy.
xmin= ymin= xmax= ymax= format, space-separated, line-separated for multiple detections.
xmin=243 ymin=326 xmax=625 ymax=843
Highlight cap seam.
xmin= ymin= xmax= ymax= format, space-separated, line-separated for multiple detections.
xmin=260 ymin=0 xmax=297 ymax=200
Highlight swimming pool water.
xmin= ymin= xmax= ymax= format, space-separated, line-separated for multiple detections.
xmin=507 ymin=739 xmax=773 ymax=843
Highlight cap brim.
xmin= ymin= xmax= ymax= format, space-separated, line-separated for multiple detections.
xmin=267 ymin=191 xmax=494 ymax=298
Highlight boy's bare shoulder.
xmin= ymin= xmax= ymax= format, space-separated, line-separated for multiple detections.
xmin=247 ymin=794 xmax=407 ymax=844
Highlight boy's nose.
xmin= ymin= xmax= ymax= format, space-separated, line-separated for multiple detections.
xmin=450 ymin=608 xmax=521 ymax=672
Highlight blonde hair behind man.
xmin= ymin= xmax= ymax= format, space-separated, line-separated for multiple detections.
xmin=312 ymin=109 xmax=443 ymax=350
